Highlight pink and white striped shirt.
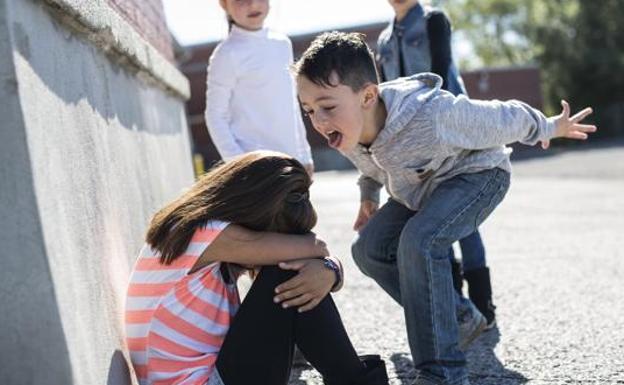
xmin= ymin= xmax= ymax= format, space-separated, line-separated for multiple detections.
xmin=125 ymin=220 xmax=239 ymax=385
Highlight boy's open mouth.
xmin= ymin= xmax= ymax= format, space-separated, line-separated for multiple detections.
xmin=327 ymin=130 xmax=342 ymax=149
xmin=248 ymin=12 xmax=263 ymax=18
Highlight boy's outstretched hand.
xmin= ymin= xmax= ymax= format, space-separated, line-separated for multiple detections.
xmin=541 ymin=100 xmax=597 ymax=149
xmin=353 ymin=200 xmax=379 ymax=231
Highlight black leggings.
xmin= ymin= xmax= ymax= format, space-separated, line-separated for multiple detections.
xmin=216 ymin=266 xmax=365 ymax=385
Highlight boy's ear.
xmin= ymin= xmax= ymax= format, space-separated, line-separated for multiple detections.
xmin=361 ymin=83 xmax=379 ymax=109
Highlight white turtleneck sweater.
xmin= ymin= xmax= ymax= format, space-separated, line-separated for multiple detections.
xmin=205 ymin=25 xmax=313 ymax=165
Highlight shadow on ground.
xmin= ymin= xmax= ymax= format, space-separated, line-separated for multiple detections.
xmin=389 ymin=328 xmax=528 ymax=385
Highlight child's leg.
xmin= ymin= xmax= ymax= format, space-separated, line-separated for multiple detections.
xmin=396 ymin=169 xmax=509 ymax=384
xmin=458 ymin=230 xmax=486 ymax=272
xmin=459 ymin=229 xmax=496 ymax=326
xmin=448 ymin=246 xmax=464 ymax=294
xmin=215 ymin=266 xmax=364 ymax=385
xmin=294 ymin=290 xmax=365 ymax=384
xmin=352 ymin=198 xmax=415 ymax=304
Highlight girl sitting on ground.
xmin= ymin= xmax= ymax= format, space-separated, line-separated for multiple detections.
xmin=125 ymin=151 xmax=388 ymax=385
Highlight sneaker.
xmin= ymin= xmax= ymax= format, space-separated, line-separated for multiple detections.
xmin=458 ymin=300 xmax=487 ymax=350
xmin=411 ymin=373 xmax=470 ymax=385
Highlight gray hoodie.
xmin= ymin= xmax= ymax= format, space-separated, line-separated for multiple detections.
xmin=344 ymin=73 xmax=556 ymax=210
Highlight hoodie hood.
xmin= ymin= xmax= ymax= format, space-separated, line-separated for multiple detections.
xmin=371 ymin=73 xmax=443 ymax=149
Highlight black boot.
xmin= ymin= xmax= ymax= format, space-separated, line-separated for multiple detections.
xmin=324 ymin=355 xmax=389 ymax=385
xmin=353 ymin=355 xmax=389 ymax=385
xmin=464 ymin=267 xmax=496 ymax=329
xmin=450 ymin=258 xmax=464 ymax=295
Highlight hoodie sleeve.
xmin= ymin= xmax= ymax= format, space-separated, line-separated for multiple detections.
xmin=430 ymin=92 xmax=558 ymax=149
xmin=358 ymin=174 xmax=383 ymax=204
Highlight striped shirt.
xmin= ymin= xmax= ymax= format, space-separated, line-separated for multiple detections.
xmin=125 ymin=221 xmax=239 ymax=385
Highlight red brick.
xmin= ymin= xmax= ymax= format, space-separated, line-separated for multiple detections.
xmin=106 ymin=0 xmax=174 ymax=61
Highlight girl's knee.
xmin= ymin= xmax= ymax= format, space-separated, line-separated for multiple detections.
xmin=255 ymin=265 xmax=297 ymax=286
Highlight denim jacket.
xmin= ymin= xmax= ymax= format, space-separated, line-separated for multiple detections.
xmin=376 ymin=3 xmax=467 ymax=96
xmin=344 ymin=74 xmax=556 ymax=210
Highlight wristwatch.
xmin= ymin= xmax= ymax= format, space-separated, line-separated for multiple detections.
xmin=323 ymin=258 xmax=342 ymax=291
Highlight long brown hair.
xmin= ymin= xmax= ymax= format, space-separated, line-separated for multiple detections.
xmin=146 ymin=151 xmax=316 ymax=265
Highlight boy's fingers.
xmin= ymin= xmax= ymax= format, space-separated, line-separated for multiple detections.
xmin=353 ymin=216 xmax=364 ymax=231
xmin=575 ymin=124 xmax=597 ymax=132
xmin=541 ymin=140 xmax=550 ymax=150
xmin=567 ymin=131 xmax=588 ymax=140
xmin=570 ymin=107 xmax=593 ymax=123
xmin=561 ymin=100 xmax=570 ymax=117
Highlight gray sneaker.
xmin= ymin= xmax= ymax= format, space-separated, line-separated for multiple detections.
xmin=458 ymin=299 xmax=487 ymax=350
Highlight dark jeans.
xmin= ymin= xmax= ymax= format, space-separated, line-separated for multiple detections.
xmin=448 ymin=230 xmax=486 ymax=272
xmin=352 ymin=169 xmax=510 ymax=384
xmin=215 ymin=266 xmax=364 ymax=385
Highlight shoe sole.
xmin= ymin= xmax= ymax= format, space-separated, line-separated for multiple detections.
xmin=459 ymin=315 xmax=487 ymax=350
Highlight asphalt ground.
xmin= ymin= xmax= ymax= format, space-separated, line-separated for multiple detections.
xmin=290 ymin=142 xmax=624 ymax=385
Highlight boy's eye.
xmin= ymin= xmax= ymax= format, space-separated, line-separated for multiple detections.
xmin=323 ymin=106 xmax=336 ymax=112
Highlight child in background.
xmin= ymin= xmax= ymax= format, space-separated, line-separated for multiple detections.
xmin=205 ymin=0 xmax=314 ymax=175
xmin=125 ymin=151 xmax=389 ymax=385
xmin=294 ymin=32 xmax=595 ymax=385
xmin=377 ymin=0 xmax=496 ymax=328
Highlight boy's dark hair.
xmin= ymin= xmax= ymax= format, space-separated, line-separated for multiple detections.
xmin=293 ymin=31 xmax=379 ymax=91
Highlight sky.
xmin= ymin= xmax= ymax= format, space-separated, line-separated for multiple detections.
xmin=162 ymin=0 xmax=395 ymax=45
xmin=161 ymin=0 xmax=475 ymax=65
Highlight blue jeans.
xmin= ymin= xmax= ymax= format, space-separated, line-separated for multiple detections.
xmin=352 ymin=169 xmax=510 ymax=384
xmin=448 ymin=230 xmax=486 ymax=272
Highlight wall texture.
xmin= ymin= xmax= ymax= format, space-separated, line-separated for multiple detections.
xmin=0 ymin=0 xmax=191 ymax=384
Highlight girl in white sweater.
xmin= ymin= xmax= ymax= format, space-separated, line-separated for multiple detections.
xmin=206 ymin=0 xmax=314 ymax=175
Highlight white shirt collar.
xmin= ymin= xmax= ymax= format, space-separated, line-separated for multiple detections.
xmin=230 ymin=24 xmax=268 ymax=38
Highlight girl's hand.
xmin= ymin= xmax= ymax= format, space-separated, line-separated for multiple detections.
xmin=353 ymin=200 xmax=379 ymax=231
xmin=546 ymin=100 xmax=597 ymax=149
xmin=273 ymin=258 xmax=335 ymax=312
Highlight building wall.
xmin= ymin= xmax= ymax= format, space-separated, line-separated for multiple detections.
xmin=462 ymin=66 xmax=543 ymax=110
xmin=0 ymin=0 xmax=191 ymax=384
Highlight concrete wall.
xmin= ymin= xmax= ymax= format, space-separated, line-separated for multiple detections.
xmin=0 ymin=0 xmax=192 ymax=384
